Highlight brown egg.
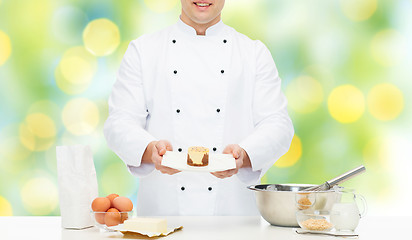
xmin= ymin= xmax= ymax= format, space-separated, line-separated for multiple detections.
xmin=95 ymin=212 xmax=105 ymax=224
xmin=120 ymin=212 xmax=129 ymax=223
xmin=91 ymin=197 xmax=111 ymax=212
xmin=105 ymin=208 xmax=121 ymax=227
xmin=113 ymin=196 xmax=133 ymax=212
xmin=106 ymin=193 xmax=119 ymax=208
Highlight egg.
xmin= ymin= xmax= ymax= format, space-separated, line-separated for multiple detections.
xmin=106 ymin=193 xmax=119 ymax=208
xmin=113 ymin=196 xmax=133 ymax=212
xmin=105 ymin=208 xmax=121 ymax=227
xmin=120 ymin=212 xmax=129 ymax=223
xmin=95 ymin=212 xmax=105 ymax=224
xmin=91 ymin=197 xmax=110 ymax=212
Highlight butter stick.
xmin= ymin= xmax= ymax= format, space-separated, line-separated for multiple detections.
xmin=123 ymin=217 xmax=167 ymax=233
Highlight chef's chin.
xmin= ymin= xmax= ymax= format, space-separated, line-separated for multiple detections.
xmin=190 ymin=12 xmax=220 ymax=24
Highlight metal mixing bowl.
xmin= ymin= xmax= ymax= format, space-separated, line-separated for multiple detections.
xmin=248 ymin=184 xmax=339 ymax=227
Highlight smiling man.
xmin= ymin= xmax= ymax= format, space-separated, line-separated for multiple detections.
xmin=104 ymin=0 xmax=294 ymax=215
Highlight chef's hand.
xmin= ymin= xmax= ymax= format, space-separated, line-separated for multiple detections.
xmin=211 ymin=144 xmax=251 ymax=179
xmin=142 ymin=140 xmax=181 ymax=175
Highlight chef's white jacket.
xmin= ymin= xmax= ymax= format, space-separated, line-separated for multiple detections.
xmin=104 ymin=19 xmax=294 ymax=216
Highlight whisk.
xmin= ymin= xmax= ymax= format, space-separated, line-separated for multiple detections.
xmin=302 ymin=165 xmax=366 ymax=192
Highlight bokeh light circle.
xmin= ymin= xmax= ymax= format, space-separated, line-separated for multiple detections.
xmin=285 ymin=76 xmax=324 ymax=114
xmin=60 ymin=56 xmax=94 ymax=85
xmin=83 ymin=18 xmax=120 ymax=56
xmin=0 ymin=196 xmax=13 ymax=216
xmin=62 ymin=98 xmax=99 ymax=135
xmin=0 ymin=30 xmax=12 ymax=66
xmin=367 ymin=83 xmax=404 ymax=121
xmin=55 ymin=46 xmax=97 ymax=94
xmin=26 ymin=113 xmax=56 ymax=138
xmin=144 ymin=0 xmax=179 ymax=13
xmin=19 ymin=113 xmax=56 ymax=151
xmin=274 ymin=135 xmax=302 ymax=168
xmin=55 ymin=66 xmax=90 ymax=95
xmin=21 ymin=177 xmax=58 ymax=215
xmin=328 ymin=85 xmax=365 ymax=123
xmin=370 ymin=29 xmax=406 ymax=67
xmin=340 ymin=0 xmax=377 ymax=21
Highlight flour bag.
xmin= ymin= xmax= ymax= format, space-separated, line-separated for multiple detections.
xmin=56 ymin=145 xmax=98 ymax=229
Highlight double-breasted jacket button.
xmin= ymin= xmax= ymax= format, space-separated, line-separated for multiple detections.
xmin=208 ymin=187 xmax=213 ymax=191
xmin=221 ymin=70 xmax=224 ymax=74
xmin=213 ymin=147 xmax=217 ymax=152
xmin=181 ymin=186 xmax=185 ymax=191
xmin=176 ymin=109 xmax=180 ymax=113
xmin=174 ymin=70 xmax=177 ymax=74
xmin=216 ymin=108 xmax=221 ymax=113
xmin=178 ymin=148 xmax=182 ymax=152
xmin=172 ymin=39 xmax=176 ymax=43
xmin=223 ymin=39 xmax=227 ymax=43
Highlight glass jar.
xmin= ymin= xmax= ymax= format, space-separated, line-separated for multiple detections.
xmin=330 ymin=188 xmax=367 ymax=231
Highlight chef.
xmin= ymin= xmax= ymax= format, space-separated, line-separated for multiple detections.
xmin=104 ymin=0 xmax=294 ymax=216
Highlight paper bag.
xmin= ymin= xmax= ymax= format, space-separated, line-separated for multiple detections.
xmin=56 ymin=145 xmax=98 ymax=229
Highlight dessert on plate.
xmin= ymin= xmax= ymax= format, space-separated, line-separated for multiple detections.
xmin=187 ymin=146 xmax=209 ymax=167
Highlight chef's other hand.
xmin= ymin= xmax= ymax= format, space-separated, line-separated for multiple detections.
xmin=144 ymin=140 xmax=181 ymax=175
xmin=211 ymin=144 xmax=250 ymax=179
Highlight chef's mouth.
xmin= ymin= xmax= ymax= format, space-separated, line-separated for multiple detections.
xmin=193 ymin=2 xmax=212 ymax=7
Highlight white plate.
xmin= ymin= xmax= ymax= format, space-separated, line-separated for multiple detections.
xmin=161 ymin=151 xmax=236 ymax=172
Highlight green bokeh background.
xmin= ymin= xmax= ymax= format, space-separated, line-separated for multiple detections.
xmin=0 ymin=0 xmax=411 ymax=216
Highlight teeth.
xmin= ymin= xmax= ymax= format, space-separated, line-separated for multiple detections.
xmin=195 ymin=3 xmax=210 ymax=7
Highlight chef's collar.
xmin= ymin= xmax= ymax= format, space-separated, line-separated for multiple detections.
xmin=177 ymin=17 xmax=224 ymax=36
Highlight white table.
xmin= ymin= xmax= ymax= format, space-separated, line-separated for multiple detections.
xmin=0 ymin=216 xmax=408 ymax=240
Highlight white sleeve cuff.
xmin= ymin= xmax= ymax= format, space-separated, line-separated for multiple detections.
xmin=236 ymin=167 xmax=262 ymax=185
xmin=127 ymin=163 xmax=155 ymax=178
